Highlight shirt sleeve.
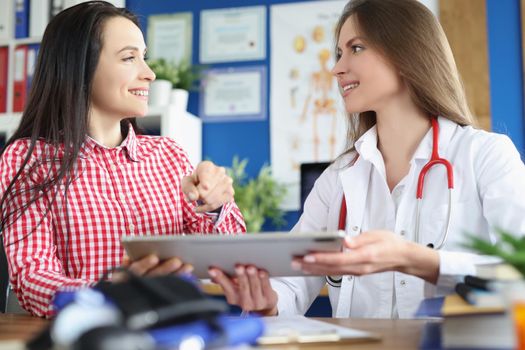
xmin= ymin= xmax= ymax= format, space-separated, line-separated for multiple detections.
xmin=1 ymin=145 xmax=95 ymax=317
xmin=269 ymin=165 xmax=338 ymax=315
xmin=182 ymin=198 xmax=246 ymax=234
xmin=437 ymin=134 xmax=525 ymax=290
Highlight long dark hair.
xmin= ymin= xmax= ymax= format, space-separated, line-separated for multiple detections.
xmin=335 ymin=0 xmax=473 ymax=156
xmin=0 ymin=1 xmax=141 ymax=237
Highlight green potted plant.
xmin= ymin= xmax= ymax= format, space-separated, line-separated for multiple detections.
xmin=147 ymin=58 xmax=202 ymax=111
xmin=170 ymin=59 xmax=203 ymax=112
xmin=227 ymin=157 xmax=287 ymax=233
xmin=172 ymin=59 xmax=202 ymax=91
xmin=147 ymin=58 xmax=178 ymax=106
xmin=465 ymin=229 xmax=525 ymax=278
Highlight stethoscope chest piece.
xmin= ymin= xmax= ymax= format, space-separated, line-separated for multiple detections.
xmin=326 ymin=275 xmax=343 ymax=287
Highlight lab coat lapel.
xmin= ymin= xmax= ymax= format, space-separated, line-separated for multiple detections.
xmin=335 ymin=156 xmax=371 ymax=317
xmin=339 ymin=156 xmax=371 ymax=237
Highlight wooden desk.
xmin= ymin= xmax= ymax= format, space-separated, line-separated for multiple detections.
xmin=0 ymin=314 xmax=47 ymax=344
xmin=0 ymin=313 xmax=432 ymax=349
xmin=201 ymin=282 xmax=329 ymax=296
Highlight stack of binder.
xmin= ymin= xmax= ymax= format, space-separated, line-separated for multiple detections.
xmin=12 ymin=44 xmax=39 ymax=113
xmin=0 ymin=47 xmax=7 ymax=114
xmin=15 ymin=0 xmax=29 ymax=39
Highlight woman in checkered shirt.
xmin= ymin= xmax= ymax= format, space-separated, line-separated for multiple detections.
xmin=0 ymin=1 xmax=246 ymax=317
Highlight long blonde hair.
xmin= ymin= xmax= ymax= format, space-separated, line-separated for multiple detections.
xmin=335 ymin=0 xmax=474 ymax=156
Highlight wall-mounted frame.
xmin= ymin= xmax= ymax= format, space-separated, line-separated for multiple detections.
xmin=200 ymin=6 xmax=266 ymax=63
xmin=200 ymin=66 xmax=266 ymax=122
xmin=147 ymin=13 xmax=192 ymax=63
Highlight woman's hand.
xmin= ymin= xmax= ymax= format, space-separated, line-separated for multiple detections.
xmin=293 ymin=230 xmax=440 ymax=283
xmin=208 ymin=265 xmax=279 ymax=315
xmin=181 ymin=160 xmax=235 ymax=213
xmin=112 ymin=254 xmax=194 ymax=282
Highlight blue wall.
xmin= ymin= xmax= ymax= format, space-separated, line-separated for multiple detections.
xmin=127 ymin=0 xmax=525 ymax=231
xmin=486 ymin=0 xmax=525 ymax=156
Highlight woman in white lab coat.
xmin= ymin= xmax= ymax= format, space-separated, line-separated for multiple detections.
xmin=208 ymin=0 xmax=525 ymax=318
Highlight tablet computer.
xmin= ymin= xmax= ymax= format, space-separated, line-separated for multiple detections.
xmin=121 ymin=231 xmax=346 ymax=278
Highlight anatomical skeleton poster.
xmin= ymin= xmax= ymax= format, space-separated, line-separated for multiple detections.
xmin=270 ymin=0 xmax=348 ymax=210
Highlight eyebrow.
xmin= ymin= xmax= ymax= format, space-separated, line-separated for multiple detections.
xmin=337 ymin=36 xmax=364 ymax=50
xmin=117 ymin=45 xmax=147 ymax=54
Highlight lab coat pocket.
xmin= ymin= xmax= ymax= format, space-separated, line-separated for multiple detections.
xmin=422 ymin=200 xmax=481 ymax=249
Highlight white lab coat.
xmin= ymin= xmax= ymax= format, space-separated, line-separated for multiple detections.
xmin=271 ymin=117 xmax=525 ymax=318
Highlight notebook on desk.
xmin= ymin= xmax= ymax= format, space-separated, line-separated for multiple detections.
xmin=258 ymin=316 xmax=380 ymax=345
xmin=414 ymin=297 xmax=445 ymax=318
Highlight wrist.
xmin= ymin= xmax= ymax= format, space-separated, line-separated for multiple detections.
xmin=400 ymin=241 xmax=440 ymax=283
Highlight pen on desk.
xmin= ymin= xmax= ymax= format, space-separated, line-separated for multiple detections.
xmin=455 ymin=282 xmax=479 ymax=304
xmin=464 ymin=275 xmax=490 ymax=290
xmin=464 ymin=275 xmax=505 ymax=293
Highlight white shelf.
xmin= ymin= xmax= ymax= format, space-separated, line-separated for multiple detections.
xmin=138 ymin=105 xmax=202 ymax=167
xmin=11 ymin=37 xmax=42 ymax=45
xmin=0 ymin=113 xmax=22 ymax=139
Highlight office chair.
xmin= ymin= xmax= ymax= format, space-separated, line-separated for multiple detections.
xmin=300 ymin=162 xmax=330 ymax=213
xmin=0 ymin=235 xmax=9 ymax=313
xmin=0 ymin=235 xmax=29 ymax=314
xmin=0 ymin=135 xmax=6 ymax=312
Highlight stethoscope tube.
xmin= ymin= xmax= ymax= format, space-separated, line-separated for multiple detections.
xmin=338 ymin=117 xmax=454 ymax=249
xmin=327 ymin=118 xmax=453 ymax=288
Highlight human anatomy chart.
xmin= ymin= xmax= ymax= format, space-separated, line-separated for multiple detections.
xmin=270 ymin=0 xmax=348 ymax=210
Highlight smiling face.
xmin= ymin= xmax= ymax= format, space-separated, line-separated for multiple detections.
xmin=332 ymin=15 xmax=406 ymax=115
xmin=90 ymin=16 xmax=155 ymax=122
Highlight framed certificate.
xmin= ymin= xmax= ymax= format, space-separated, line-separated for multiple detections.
xmin=147 ymin=13 xmax=192 ymax=63
xmin=200 ymin=6 xmax=266 ymax=63
xmin=200 ymin=66 xmax=266 ymax=122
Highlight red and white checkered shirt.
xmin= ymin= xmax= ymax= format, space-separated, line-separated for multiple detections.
xmin=0 ymin=127 xmax=246 ymax=317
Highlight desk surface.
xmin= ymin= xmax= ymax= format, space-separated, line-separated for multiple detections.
xmin=0 ymin=313 xmax=432 ymax=349
xmin=201 ymin=282 xmax=329 ymax=296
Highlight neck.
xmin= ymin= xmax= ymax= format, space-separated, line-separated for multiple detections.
xmin=88 ymin=110 xmax=124 ymax=148
xmin=375 ymin=98 xmax=431 ymax=164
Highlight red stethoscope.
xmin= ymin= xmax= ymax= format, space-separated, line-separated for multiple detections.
xmin=337 ymin=118 xmax=454 ymax=250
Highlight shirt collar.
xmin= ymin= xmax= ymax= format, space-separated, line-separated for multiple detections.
xmin=354 ymin=124 xmax=380 ymax=162
xmin=79 ymin=124 xmax=140 ymax=162
xmin=355 ymin=116 xmax=457 ymax=163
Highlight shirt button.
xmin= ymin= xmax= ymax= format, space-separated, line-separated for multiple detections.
xmin=347 ymin=276 xmax=353 ymax=281
xmin=352 ymin=226 xmax=359 ymax=232
xmin=400 ymin=280 xmax=407 ymax=286
xmin=400 ymin=230 xmax=406 ymax=236
xmin=119 ymin=193 xmax=126 ymax=201
xmin=110 ymin=164 xmax=117 ymax=171
xmin=129 ymin=224 xmax=135 ymax=233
